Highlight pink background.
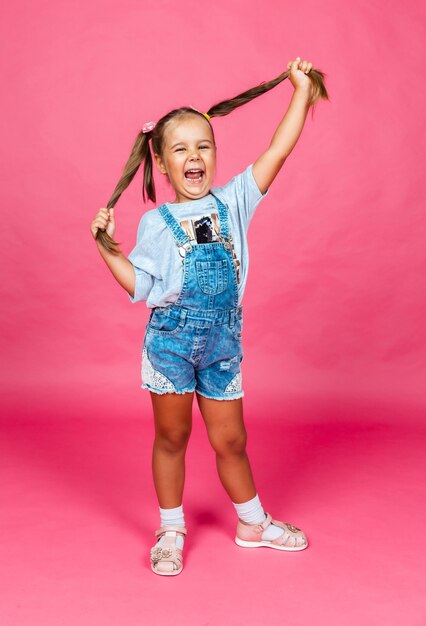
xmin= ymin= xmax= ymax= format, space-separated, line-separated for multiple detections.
xmin=1 ymin=0 xmax=425 ymax=624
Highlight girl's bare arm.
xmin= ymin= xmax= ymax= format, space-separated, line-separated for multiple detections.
xmin=252 ymin=57 xmax=314 ymax=194
xmin=95 ymin=239 xmax=136 ymax=297
xmin=91 ymin=207 xmax=136 ymax=297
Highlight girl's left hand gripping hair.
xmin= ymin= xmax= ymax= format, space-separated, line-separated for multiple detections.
xmin=287 ymin=57 xmax=314 ymax=91
xmin=90 ymin=207 xmax=116 ymax=241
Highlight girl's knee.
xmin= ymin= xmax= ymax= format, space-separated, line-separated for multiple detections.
xmin=155 ymin=427 xmax=191 ymax=454
xmin=210 ymin=429 xmax=247 ymax=457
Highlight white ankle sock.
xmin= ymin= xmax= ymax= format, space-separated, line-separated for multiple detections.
xmin=232 ymin=493 xmax=284 ymax=541
xmin=158 ymin=504 xmax=185 ymax=550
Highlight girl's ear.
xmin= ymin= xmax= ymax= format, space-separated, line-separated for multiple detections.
xmin=154 ymin=153 xmax=167 ymax=174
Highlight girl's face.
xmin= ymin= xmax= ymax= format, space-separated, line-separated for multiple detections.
xmin=154 ymin=115 xmax=216 ymax=204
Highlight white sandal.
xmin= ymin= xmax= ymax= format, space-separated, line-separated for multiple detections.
xmin=150 ymin=526 xmax=187 ymax=576
xmin=235 ymin=512 xmax=308 ymax=551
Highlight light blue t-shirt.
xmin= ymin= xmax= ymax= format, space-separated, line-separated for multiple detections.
xmin=127 ymin=163 xmax=269 ymax=308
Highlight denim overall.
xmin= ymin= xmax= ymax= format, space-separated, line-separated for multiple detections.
xmin=141 ymin=194 xmax=244 ymax=400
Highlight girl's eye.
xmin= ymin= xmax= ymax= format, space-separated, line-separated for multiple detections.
xmin=174 ymin=146 xmax=209 ymax=152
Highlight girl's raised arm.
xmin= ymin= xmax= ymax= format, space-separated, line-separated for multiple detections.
xmin=252 ymin=57 xmax=316 ymax=195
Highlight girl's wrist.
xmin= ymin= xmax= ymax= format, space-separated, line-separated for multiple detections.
xmin=294 ymin=84 xmax=311 ymax=97
xmin=292 ymin=85 xmax=312 ymax=109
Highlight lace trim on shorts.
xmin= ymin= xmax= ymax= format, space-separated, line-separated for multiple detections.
xmin=225 ymin=372 xmax=242 ymax=393
xmin=142 ymin=346 xmax=177 ymax=392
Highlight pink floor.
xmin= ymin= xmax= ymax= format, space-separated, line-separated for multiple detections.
xmin=1 ymin=397 xmax=424 ymax=626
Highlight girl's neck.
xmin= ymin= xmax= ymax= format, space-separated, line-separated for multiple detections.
xmin=169 ymin=191 xmax=211 ymax=205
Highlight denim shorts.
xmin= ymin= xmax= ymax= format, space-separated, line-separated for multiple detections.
xmin=141 ymin=304 xmax=244 ymax=400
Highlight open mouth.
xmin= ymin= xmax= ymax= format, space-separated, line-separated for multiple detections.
xmin=184 ymin=169 xmax=205 ymax=184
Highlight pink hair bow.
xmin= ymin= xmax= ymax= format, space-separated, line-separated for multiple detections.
xmin=142 ymin=121 xmax=156 ymax=133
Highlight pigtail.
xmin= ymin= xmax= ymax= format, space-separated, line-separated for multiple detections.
xmin=96 ymin=130 xmax=156 ymax=255
xmin=205 ymin=67 xmax=329 ymax=120
xmin=142 ymin=139 xmax=156 ymax=205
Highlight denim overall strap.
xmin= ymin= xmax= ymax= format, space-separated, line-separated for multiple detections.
xmin=209 ymin=193 xmax=231 ymax=241
xmin=158 ymin=204 xmax=192 ymax=249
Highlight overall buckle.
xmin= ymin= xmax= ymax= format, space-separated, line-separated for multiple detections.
xmin=177 ymin=241 xmax=193 ymax=256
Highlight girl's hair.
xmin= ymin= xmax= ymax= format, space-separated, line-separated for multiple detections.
xmin=97 ymin=67 xmax=329 ymax=255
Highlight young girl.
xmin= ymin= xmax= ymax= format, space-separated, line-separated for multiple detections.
xmin=90 ymin=57 xmax=329 ymax=576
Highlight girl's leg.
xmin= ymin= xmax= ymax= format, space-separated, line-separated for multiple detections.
xmin=150 ymin=390 xmax=194 ymax=508
xmin=195 ymin=393 xmax=299 ymax=544
xmin=195 ymin=393 xmax=257 ymax=503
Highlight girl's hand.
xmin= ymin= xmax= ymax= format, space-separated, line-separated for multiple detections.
xmin=90 ymin=207 xmax=116 ymax=240
xmin=287 ymin=57 xmax=314 ymax=91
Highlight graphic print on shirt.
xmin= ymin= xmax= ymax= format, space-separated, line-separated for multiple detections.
xmin=180 ymin=212 xmax=221 ymax=244
xmin=179 ymin=212 xmax=241 ymax=283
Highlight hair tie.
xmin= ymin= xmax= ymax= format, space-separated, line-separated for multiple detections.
xmin=189 ymin=105 xmax=211 ymax=121
xmin=142 ymin=121 xmax=156 ymax=134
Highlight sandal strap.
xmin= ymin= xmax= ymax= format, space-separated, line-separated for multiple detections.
xmin=269 ymin=518 xmax=307 ymax=547
xmin=155 ymin=525 xmax=187 ymax=538
xmin=238 ymin=512 xmax=273 ymax=531
xmin=261 ymin=512 xmax=273 ymax=530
